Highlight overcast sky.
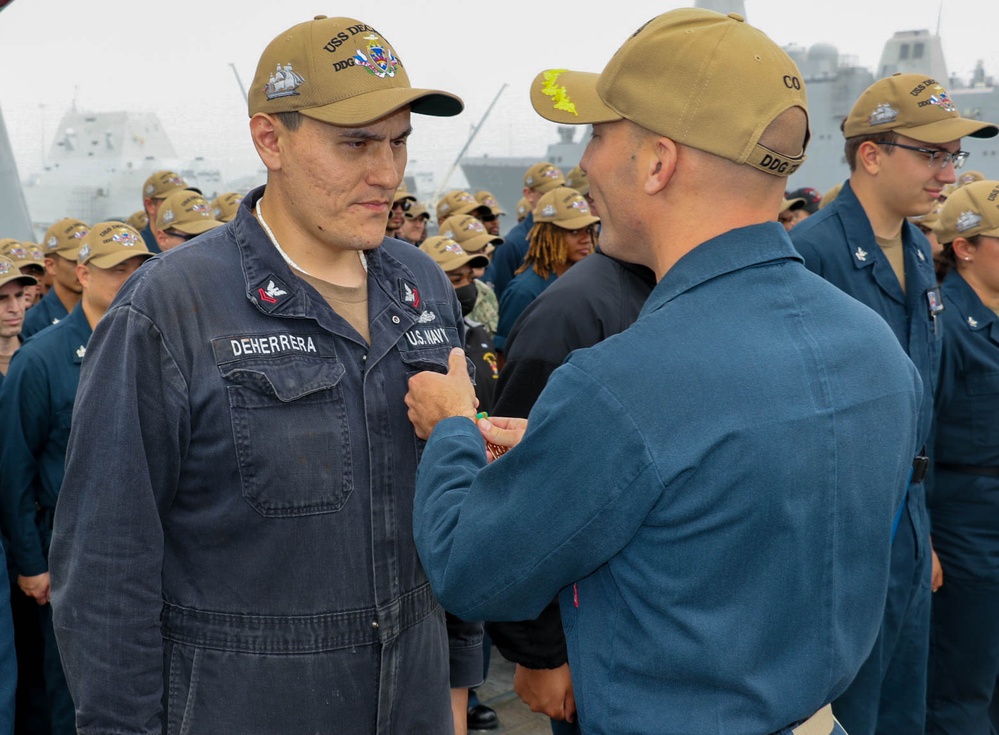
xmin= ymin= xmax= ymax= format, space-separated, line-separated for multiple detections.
xmin=2 ymin=0 xmax=996 ymax=192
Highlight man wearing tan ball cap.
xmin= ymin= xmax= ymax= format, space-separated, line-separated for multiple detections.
xmin=139 ymin=169 xmax=197 ymax=254
xmin=0 ymin=221 xmax=150 ymax=735
xmin=474 ymin=190 xmax=505 ymax=236
xmin=153 ymin=188 xmax=224 ymax=251
xmin=397 ymin=200 xmax=430 ymax=245
xmin=407 ymin=9 xmax=922 ymax=735
xmin=0 ymin=239 xmax=44 ymax=308
xmin=22 ymin=218 xmax=89 ymax=339
xmin=50 ymin=14 xmax=466 ymax=735
xmin=436 ymin=189 xmax=491 ymax=226
xmin=791 ymin=72 xmax=997 ymax=735
xmin=440 ymin=214 xmax=503 ymax=334
xmin=210 ymin=191 xmax=244 ymax=223
xmin=387 ymin=185 xmax=417 ymax=238
xmin=440 ymin=213 xmax=503 ymax=257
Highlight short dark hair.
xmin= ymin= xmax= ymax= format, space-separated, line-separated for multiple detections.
xmin=844 ymin=130 xmax=899 ymax=172
xmin=275 ymin=111 xmax=303 ymax=132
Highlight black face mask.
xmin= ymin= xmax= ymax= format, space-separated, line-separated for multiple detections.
xmin=455 ymin=283 xmax=478 ymax=316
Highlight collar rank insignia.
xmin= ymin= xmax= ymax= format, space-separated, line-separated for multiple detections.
xmin=855 ymin=247 xmax=868 ymax=262
xmin=399 ymin=280 xmax=421 ymax=310
xmin=254 ymin=275 xmax=291 ymax=311
xmin=968 ymin=316 xmax=979 ymax=328
xmin=76 ymin=345 xmax=86 ymax=359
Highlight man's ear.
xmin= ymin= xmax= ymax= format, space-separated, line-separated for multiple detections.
xmin=250 ymin=113 xmax=284 ymax=172
xmin=645 ymin=136 xmax=678 ymax=195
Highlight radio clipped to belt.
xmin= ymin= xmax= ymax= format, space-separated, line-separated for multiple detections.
xmin=892 ymin=448 xmax=928 ymax=541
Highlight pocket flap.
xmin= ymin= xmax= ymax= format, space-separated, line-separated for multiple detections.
xmin=221 ymin=356 xmax=346 ymax=402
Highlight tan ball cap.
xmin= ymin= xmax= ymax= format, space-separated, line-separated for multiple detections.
xmin=910 ymin=206 xmax=941 ymax=232
xmin=143 ymin=170 xmax=196 ymax=200
xmin=76 ymin=222 xmax=154 ymax=269
xmin=843 ymin=73 xmax=998 ymax=143
xmin=436 ymin=190 xmax=487 ymax=222
xmin=419 ymin=236 xmax=490 ymax=272
xmin=249 ymin=16 xmax=463 ymax=126
xmin=564 ymin=165 xmax=589 ymax=197
xmin=819 ymin=183 xmax=842 ymax=210
xmin=156 ymin=190 xmax=225 ymax=236
xmin=523 ymin=162 xmax=565 ymax=193
xmin=533 ymin=187 xmax=600 ymax=230
xmin=516 ymin=197 xmax=530 ymax=220
xmin=0 ymin=256 xmax=38 ymax=289
xmin=439 ymin=214 xmax=503 ymax=255
xmin=958 ymin=170 xmax=986 ymax=186
xmin=393 ymin=188 xmax=418 ymax=206
xmin=404 ymin=201 xmax=430 ymax=221
xmin=474 ymin=190 xmax=506 ymax=215
xmin=530 ymin=9 xmax=809 ymax=178
xmin=126 ymin=210 xmax=149 ymax=231
xmin=780 ymin=197 xmax=806 ymax=214
xmin=42 ymin=218 xmax=90 ymax=257
xmin=210 ymin=192 xmax=244 ymax=223
xmin=936 ymin=180 xmax=999 ymax=245
xmin=0 ymin=240 xmax=39 ymax=272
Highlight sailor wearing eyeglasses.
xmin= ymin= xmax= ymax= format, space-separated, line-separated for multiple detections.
xmin=790 ymin=72 xmax=999 ymax=735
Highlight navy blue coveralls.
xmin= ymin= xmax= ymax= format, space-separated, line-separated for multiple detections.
xmin=140 ymin=221 xmax=162 ymax=254
xmin=483 ymin=211 xmax=533 ymax=301
xmin=49 ymin=187 xmax=464 ymax=735
xmin=0 ymin=541 xmax=15 ymax=735
xmin=415 ymin=223 xmax=921 ymax=735
xmin=791 ymin=180 xmax=940 ymax=735
xmin=0 ymin=303 xmax=90 ymax=734
xmin=926 ymin=269 xmax=999 ymax=734
xmin=20 ymin=288 xmax=69 ymax=341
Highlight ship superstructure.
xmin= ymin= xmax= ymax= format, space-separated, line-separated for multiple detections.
xmin=20 ymin=108 xmax=225 ymax=238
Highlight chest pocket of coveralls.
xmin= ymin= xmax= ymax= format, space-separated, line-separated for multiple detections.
xmin=399 ymin=344 xmax=466 ymax=463
xmin=966 ymin=370 xmax=999 ymax=450
xmin=220 ymin=355 xmax=352 ymax=517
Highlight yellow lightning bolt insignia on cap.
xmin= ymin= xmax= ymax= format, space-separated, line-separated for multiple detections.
xmin=541 ymin=70 xmax=577 ymax=116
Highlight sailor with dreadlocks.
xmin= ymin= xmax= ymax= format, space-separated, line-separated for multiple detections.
xmin=494 ymin=186 xmax=598 ymax=352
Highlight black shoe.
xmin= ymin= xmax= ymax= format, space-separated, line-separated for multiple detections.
xmin=467 ymin=703 xmax=499 ymax=731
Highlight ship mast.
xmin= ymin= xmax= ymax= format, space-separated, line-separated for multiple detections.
xmin=433 ymin=83 xmax=508 ymax=202
xmin=230 ymin=63 xmax=249 ymax=105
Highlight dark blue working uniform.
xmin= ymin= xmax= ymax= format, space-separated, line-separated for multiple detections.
xmin=0 ymin=542 xmax=15 ymax=735
xmin=494 ymin=267 xmax=557 ymax=352
xmin=791 ymin=180 xmax=940 ymax=735
xmin=415 ymin=223 xmax=921 ymax=734
xmin=0 ymin=303 xmax=90 ymax=735
xmin=483 ymin=211 xmax=532 ymax=300
xmin=49 ymin=187 xmax=464 ymax=735
xmin=140 ymin=221 xmax=162 ymax=254
xmin=926 ymin=269 xmax=999 ymax=734
xmin=20 ymin=288 xmax=69 ymax=340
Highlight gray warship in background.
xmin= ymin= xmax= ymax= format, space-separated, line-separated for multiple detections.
xmin=15 ymin=107 xmax=234 ymax=238
xmin=460 ymin=5 xmax=999 ymax=227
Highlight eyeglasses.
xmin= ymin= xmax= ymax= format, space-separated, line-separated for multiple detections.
xmin=164 ymin=229 xmax=195 ymax=242
xmin=878 ymin=141 xmax=970 ymax=170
